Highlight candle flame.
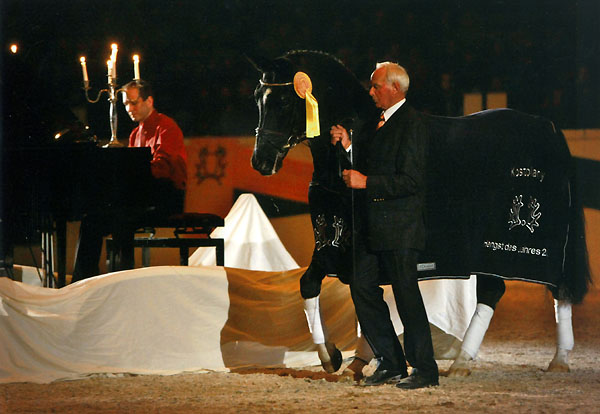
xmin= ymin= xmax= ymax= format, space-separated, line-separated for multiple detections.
xmin=10 ymin=44 xmax=18 ymax=54
xmin=133 ymin=54 xmax=139 ymax=62
xmin=110 ymin=43 xmax=118 ymax=63
xmin=80 ymin=56 xmax=86 ymax=64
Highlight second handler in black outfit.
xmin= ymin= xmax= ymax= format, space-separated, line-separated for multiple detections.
xmin=331 ymin=62 xmax=438 ymax=389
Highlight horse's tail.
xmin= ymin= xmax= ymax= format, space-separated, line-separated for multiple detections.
xmin=553 ymin=128 xmax=592 ymax=304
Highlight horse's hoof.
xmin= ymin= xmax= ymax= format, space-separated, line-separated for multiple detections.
xmin=321 ymin=360 xmax=336 ymax=373
xmin=340 ymin=368 xmax=363 ymax=382
xmin=546 ymin=359 xmax=570 ymax=373
xmin=343 ymin=357 xmax=368 ymax=381
xmin=319 ymin=343 xmax=342 ymax=373
xmin=329 ymin=345 xmax=343 ymax=372
xmin=446 ymin=358 xmax=472 ymax=377
xmin=445 ymin=350 xmax=472 ymax=377
xmin=546 ymin=349 xmax=570 ymax=373
xmin=346 ymin=357 xmax=368 ymax=377
xmin=446 ymin=366 xmax=472 ymax=377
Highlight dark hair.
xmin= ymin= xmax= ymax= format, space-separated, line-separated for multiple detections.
xmin=122 ymin=79 xmax=153 ymax=100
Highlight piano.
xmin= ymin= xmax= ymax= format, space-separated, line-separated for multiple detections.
xmin=1 ymin=49 xmax=153 ymax=287
xmin=3 ymin=142 xmax=153 ymax=287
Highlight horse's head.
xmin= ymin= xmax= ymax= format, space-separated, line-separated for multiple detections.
xmin=248 ymin=55 xmax=306 ymax=176
xmin=248 ymin=51 xmax=377 ymax=176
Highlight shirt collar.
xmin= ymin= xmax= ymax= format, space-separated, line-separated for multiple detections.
xmin=140 ymin=109 xmax=158 ymax=129
xmin=382 ymin=98 xmax=406 ymax=121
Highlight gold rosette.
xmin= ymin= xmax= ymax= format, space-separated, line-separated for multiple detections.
xmin=293 ymin=72 xmax=320 ymax=137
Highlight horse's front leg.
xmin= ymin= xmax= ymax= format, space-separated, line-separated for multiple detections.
xmin=301 ymin=264 xmax=342 ymax=374
xmin=447 ymin=275 xmax=505 ymax=377
xmin=303 ymin=295 xmax=343 ymax=373
xmin=546 ymin=299 xmax=573 ymax=372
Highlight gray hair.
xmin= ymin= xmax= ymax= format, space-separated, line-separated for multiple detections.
xmin=375 ymin=62 xmax=410 ymax=93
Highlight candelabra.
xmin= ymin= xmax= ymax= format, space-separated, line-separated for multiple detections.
xmin=82 ymin=77 xmax=123 ymax=147
xmin=79 ymin=46 xmax=141 ymax=147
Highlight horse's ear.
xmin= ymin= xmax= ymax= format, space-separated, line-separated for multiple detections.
xmin=245 ymin=54 xmax=274 ymax=73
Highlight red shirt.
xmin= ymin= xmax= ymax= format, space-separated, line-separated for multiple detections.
xmin=129 ymin=110 xmax=187 ymax=191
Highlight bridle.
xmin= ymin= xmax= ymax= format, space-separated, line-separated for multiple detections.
xmin=256 ymin=79 xmax=309 ymax=150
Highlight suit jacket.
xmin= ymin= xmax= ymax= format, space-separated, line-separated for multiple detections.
xmin=354 ymin=103 xmax=428 ymax=251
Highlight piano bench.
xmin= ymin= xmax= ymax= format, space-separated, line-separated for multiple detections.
xmin=106 ymin=213 xmax=224 ymax=271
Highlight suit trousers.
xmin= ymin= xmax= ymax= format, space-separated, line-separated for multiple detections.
xmin=350 ymin=245 xmax=438 ymax=377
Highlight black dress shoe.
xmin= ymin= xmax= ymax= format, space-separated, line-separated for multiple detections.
xmin=362 ymin=367 xmax=407 ymax=386
xmin=395 ymin=371 xmax=439 ymax=389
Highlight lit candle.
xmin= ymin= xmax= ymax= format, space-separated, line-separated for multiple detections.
xmin=107 ymin=59 xmax=113 ymax=83
xmin=110 ymin=44 xmax=118 ymax=79
xmin=110 ymin=43 xmax=118 ymax=61
xmin=80 ymin=57 xmax=89 ymax=82
xmin=133 ymin=54 xmax=140 ymax=80
xmin=10 ymin=44 xmax=18 ymax=54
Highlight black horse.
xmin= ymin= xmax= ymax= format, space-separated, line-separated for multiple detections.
xmin=249 ymin=50 xmax=590 ymax=376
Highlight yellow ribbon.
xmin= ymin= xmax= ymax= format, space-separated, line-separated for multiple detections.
xmin=293 ymin=72 xmax=320 ymax=138
xmin=304 ymin=90 xmax=320 ymax=138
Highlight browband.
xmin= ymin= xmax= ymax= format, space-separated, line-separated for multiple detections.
xmin=259 ymin=79 xmax=293 ymax=87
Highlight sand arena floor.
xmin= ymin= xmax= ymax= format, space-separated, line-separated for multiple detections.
xmin=1 ymin=281 xmax=599 ymax=414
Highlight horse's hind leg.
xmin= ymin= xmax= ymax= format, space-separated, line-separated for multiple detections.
xmin=547 ymin=299 xmax=573 ymax=372
xmin=448 ymin=275 xmax=505 ymax=377
xmin=447 ymin=303 xmax=494 ymax=376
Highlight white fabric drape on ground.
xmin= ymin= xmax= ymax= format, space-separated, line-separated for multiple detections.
xmin=0 ymin=193 xmax=476 ymax=383
xmin=0 ymin=265 xmax=356 ymax=384
xmin=0 ymin=266 xmax=475 ymax=384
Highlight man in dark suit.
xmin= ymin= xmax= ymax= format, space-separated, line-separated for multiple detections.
xmin=331 ymin=62 xmax=438 ymax=389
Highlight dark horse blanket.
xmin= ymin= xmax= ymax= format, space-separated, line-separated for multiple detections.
xmin=419 ymin=109 xmax=586 ymax=294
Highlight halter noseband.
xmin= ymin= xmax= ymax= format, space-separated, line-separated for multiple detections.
xmin=255 ymin=128 xmax=307 ymax=150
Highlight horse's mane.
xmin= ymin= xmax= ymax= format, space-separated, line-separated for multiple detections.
xmin=283 ymin=50 xmax=347 ymax=72
xmin=280 ymin=50 xmax=377 ymax=124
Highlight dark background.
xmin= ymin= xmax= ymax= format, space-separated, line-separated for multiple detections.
xmin=2 ymin=0 xmax=599 ymax=141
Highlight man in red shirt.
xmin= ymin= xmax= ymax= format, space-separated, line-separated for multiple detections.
xmin=122 ymin=80 xmax=187 ymax=195
xmin=72 ymin=81 xmax=187 ymax=282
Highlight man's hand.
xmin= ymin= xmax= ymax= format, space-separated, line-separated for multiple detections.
xmin=342 ymin=169 xmax=367 ymax=189
xmin=330 ymin=124 xmax=351 ymax=150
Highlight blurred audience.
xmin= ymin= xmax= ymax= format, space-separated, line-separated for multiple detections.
xmin=9 ymin=2 xmax=596 ymax=136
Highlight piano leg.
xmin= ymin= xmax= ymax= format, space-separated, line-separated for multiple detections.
xmin=41 ymin=231 xmax=56 ymax=288
xmin=112 ymin=228 xmax=135 ymax=271
xmin=56 ymin=218 xmax=67 ymax=288
xmin=0 ymin=211 xmax=16 ymax=278
xmin=72 ymin=218 xmax=104 ymax=283
xmin=0 ymin=242 xmax=14 ymax=278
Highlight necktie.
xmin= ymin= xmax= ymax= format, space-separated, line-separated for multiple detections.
xmin=376 ymin=112 xmax=385 ymax=130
